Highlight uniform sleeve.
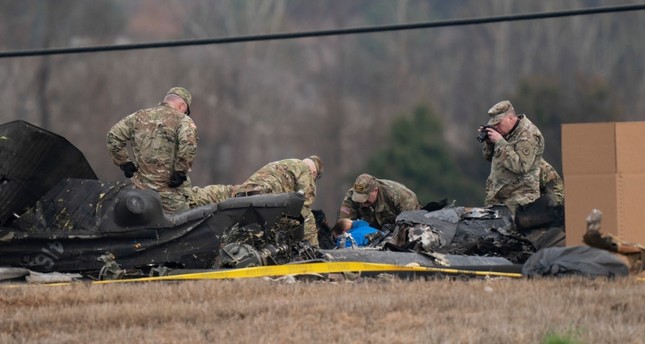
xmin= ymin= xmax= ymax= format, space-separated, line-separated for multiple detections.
xmin=294 ymin=164 xmax=318 ymax=242
xmin=542 ymin=172 xmax=565 ymax=206
xmin=539 ymin=161 xmax=563 ymax=205
xmin=392 ymin=187 xmax=421 ymax=213
xmin=494 ymin=136 xmax=541 ymax=175
xmin=174 ymin=117 xmax=198 ymax=173
xmin=482 ymin=142 xmax=494 ymax=162
xmin=106 ymin=113 xmax=135 ymax=166
xmin=338 ymin=189 xmax=358 ymax=220
xmin=294 ymin=164 xmax=316 ymax=209
xmin=397 ymin=195 xmax=420 ymax=212
xmin=551 ymin=179 xmax=565 ymax=205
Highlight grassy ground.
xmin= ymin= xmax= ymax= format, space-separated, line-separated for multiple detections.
xmin=1 ymin=276 xmax=643 ymax=344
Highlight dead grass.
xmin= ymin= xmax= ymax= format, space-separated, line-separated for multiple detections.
xmin=1 ymin=276 xmax=643 ymax=344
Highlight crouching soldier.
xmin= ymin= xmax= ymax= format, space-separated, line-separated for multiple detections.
xmin=339 ymin=173 xmax=420 ymax=231
xmin=515 ymin=158 xmax=565 ymax=230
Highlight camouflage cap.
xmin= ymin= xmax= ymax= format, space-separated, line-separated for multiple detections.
xmin=307 ymin=155 xmax=324 ymax=180
xmin=167 ymin=87 xmax=192 ymax=115
xmin=351 ymin=173 xmax=377 ymax=203
xmin=487 ymin=100 xmax=514 ymax=126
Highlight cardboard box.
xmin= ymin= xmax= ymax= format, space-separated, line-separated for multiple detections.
xmin=564 ymin=174 xmax=645 ymax=246
xmin=562 ymin=122 xmax=645 ymax=175
xmin=562 ymin=121 xmax=645 ymax=246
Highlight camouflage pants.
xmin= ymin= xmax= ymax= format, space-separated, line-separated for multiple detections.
xmin=303 ymin=224 xmax=319 ymax=248
xmin=190 ymin=184 xmax=236 ymax=207
xmin=158 ymin=189 xmax=190 ymax=212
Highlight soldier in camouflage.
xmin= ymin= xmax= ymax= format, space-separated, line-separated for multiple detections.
xmin=107 ymin=87 xmax=198 ymax=213
xmin=539 ymin=158 xmax=564 ymax=207
xmin=480 ymin=100 xmax=544 ymax=214
xmin=234 ymin=156 xmax=324 ymax=247
xmin=190 ymin=184 xmax=237 ymax=207
xmin=339 ymin=173 xmax=420 ymax=230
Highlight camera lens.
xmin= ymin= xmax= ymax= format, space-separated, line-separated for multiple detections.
xmin=476 ymin=130 xmax=488 ymax=142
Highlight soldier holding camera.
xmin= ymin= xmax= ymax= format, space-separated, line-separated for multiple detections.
xmin=479 ymin=100 xmax=544 ymax=215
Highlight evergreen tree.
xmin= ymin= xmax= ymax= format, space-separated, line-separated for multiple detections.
xmin=512 ymin=74 xmax=623 ymax=172
xmin=365 ymin=105 xmax=482 ymax=206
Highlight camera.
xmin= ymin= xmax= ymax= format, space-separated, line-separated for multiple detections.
xmin=476 ymin=125 xmax=492 ymax=143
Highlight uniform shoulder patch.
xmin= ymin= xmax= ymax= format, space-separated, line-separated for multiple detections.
xmin=516 ymin=140 xmax=533 ymax=156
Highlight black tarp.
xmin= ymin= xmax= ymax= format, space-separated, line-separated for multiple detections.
xmin=522 ymin=246 xmax=629 ymax=277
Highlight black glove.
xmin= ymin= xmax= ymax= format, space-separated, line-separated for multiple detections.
xmin=168 ymin=171 xmax=187 ymax=188
xmin=120 ymin=162 xmax=137 ymax=178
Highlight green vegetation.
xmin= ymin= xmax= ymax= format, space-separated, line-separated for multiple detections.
xmin=541 ymin=329 xmax=583 ymax=344
xmin=512 ymin=74 xmax=623 ymax=172
xmin=365 ymin=105 xmax=483 ymax=206
xmin=362 ymin=72 xmax=624 ymax=208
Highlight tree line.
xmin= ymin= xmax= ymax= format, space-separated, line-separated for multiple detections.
xmin=0 ymin=0 xmax=641 ymax=217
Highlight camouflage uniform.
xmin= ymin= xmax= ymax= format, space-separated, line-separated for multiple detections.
xmin=482 ymin=107 xmax=544 ymax=214
xmin=339 ymin=175 xmax=420 ymax=230
xmin=539 ymin=158 xmax=564 ymax=206
xmin=107 ymin=97 xmax=198 ymax=213
xmin=235 ymin=159 xmax=319 ymax=247
xmin=190 ymin=184 xmax=236 ymax=207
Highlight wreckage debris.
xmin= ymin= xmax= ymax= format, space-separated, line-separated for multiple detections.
xmin=2 ymin=120 xmax=640 ymax=283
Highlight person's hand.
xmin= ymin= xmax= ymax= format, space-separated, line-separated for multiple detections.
xmin=120 ymin=162 xmax=137 ymax=178
xmin=486 ymin=127 xmax=503 ymax=143
xmin=168 ymin=171 xmax=187 ymax=187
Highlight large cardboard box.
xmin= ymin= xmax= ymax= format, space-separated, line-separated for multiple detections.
xmin=562 ymin=122 xmax=645 ymax=246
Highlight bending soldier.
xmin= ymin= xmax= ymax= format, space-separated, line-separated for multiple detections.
xmin=234 ymin=156 xmax=324 ymax=248
xmin=107 ymin=87 xmax=197 ymax=212
xmin=190 ymin=184 xmax=237 ymax=207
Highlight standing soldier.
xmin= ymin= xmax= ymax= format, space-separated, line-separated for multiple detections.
xmin=339 ymin=173 xmax=420 ymax=230
xmin=107 ymin=87 xmax=198 ymax=212
xmin=234 ymin=156 xmax=324 ymax=248
xmin=479 ymin=100 xmax=544 ymax=215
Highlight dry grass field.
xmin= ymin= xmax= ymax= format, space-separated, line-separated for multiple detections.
xmin=1 ymin=276 xmax=643 ymax=344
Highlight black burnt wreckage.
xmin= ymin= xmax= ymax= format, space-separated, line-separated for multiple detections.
xmin=0 ymin=121 xmax=627 ymax=283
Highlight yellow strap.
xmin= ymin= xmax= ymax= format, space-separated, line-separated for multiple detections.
xmin=6 ymin=262 xmax=644 ymax=286
xmin=86 ymin=261 xmax=523 ymax=285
